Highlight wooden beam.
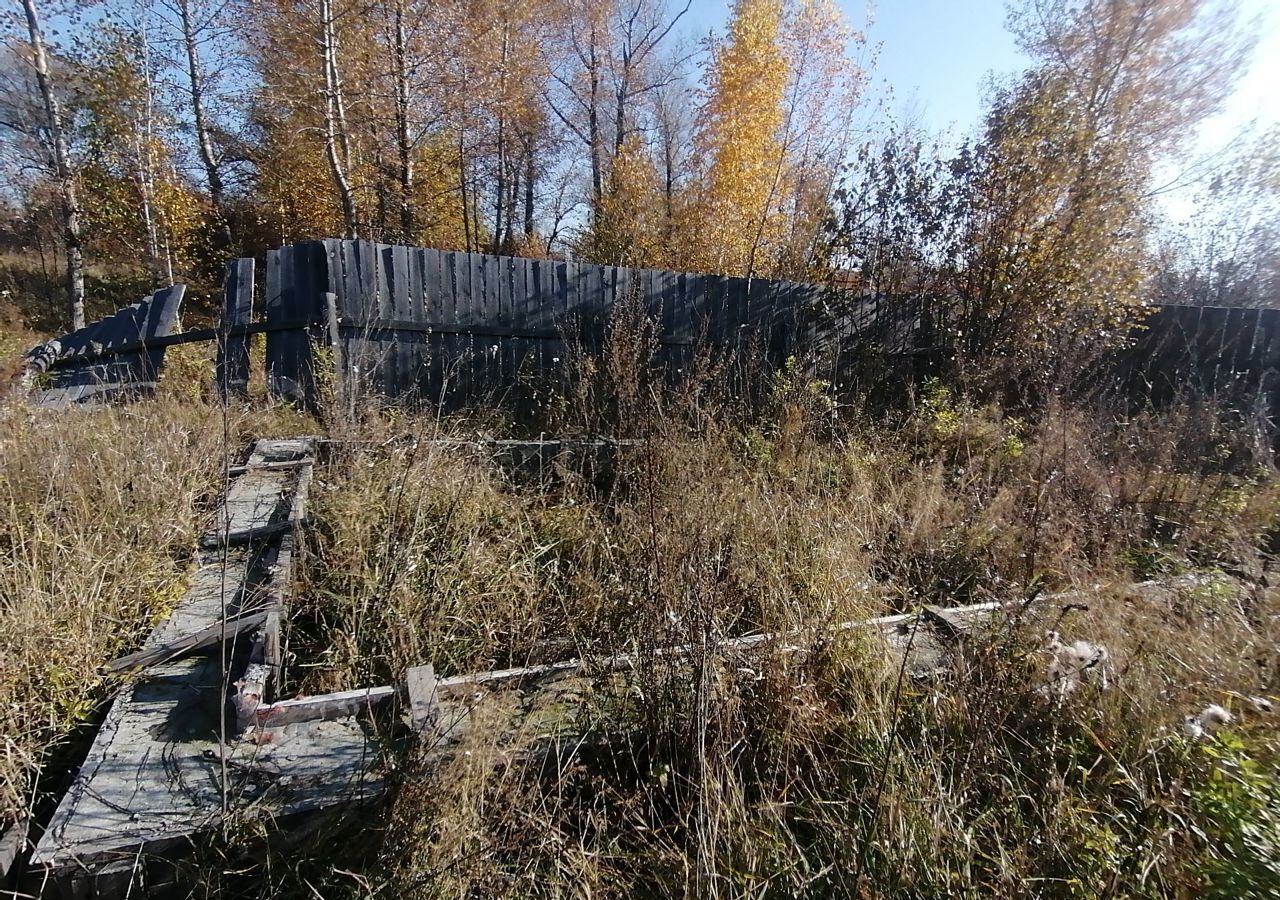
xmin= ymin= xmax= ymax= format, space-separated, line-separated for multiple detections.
xmin=432 ymin=602 xmax=1004 ymax=696
xmin=233 ymin=662 xmax=270 ymax=733
xmin=199 ymin=519 xmax=303 ymax=549
xmin=253 ymin=686 xmax=397 ymax=728
xmin=406 ymin=665 xmax=439 ymax=736
xmin=336 ymin=317 xmax=708 ymax=347
xmin=104 ymin=611 xmax=268 ymax=674
xmin=288 ymin=462 xmax=313 ymax=525
xmin=42 ymin=319 xmax=318 ymax=369
xmin=225 ymin=459 xmax=312 ymax=477
xmin=271 ymin=602 xmax=1006 ymax=714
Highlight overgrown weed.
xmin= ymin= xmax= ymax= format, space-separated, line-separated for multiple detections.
xmin=279 ymin=316 xmax=1280 ymax=897
xmin=3 ymin=305 xmax=1277 ymax=896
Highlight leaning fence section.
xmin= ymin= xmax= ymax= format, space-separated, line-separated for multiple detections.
xmin=22 ymin=285 xmax=184 ymax=408
xmin=1119 ymin=304 xmax=1280 ymax=406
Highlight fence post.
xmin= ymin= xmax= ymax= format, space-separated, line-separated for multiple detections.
xmin=217 ymin=258 xmax=254 ymax=400
xmin=323 ymin=292 xmax=346 ymax=414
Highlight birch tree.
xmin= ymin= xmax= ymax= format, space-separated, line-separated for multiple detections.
xmin=19 ymin=0 xmax=85 ymax=329
xmin=147 ymin=0 xmax=240 ymax=249
xmin=318 ymin=0 xmax=358 ymax=237
xmin=76 ymin=24 xmax=196 ymax=282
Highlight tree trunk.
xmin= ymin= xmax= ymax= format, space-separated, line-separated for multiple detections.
xmin=587 ymin=27 xmax=603 ymax=206
xmin=492 ymin=23 xmax=510 ymax=254
xmin=320 ymin=0 xmax=358 ymax=238
xmin=392 ymin=0 xmax=414 ymax=241
xmin=523 ymin=134 xmax=535 ymax=243
xmin=134 ymin=23 xmax=164 ymax=280
xmin=177 ymin=0 xmax=232 ymax=249
xmin=22 ymin=0 xmax=85 ymax=331
xmin=614 ymin=50 xmax=630 ymax=157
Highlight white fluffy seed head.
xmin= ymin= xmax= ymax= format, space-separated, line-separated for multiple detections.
xmin=1197 ymin=704 xmax=1233 ymax=730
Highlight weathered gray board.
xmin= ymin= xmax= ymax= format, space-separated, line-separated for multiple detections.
xmin=25 ymin=285 xmax=185 ymax=408
xmin=1116 ymin=304 xmax=1280 ymax=417
xmin=28 ymin=439 xmax=380 ymax=891
xmin=216 ymin=259 xmax=255 ymax=400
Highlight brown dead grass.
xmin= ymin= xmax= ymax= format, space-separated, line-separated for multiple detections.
xmin=284 ymin=380 xmax=1279 ymax=898
xmin=0 ymin=396 xmax=313 ymax=829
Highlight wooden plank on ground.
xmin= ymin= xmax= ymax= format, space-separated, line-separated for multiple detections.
xmin=104 ymin=611 xmax=269 ymax=674
xmin=30 ymin=439 xmax=381 ymax=880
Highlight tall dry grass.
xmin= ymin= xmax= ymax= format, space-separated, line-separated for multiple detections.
xmin=278 ymin=341 xmax=1280 ymax=897
xmin=0 ymin=389 xmax=312 ymax=831
xmin=3 ymin=302 xmax=1277 ymax=897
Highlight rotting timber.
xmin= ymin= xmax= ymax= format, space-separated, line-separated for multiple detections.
xmin=26 ymin=439 xmax=383 ymax=896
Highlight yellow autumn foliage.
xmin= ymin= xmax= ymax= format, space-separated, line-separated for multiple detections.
xmin=689 ymin=0 xmax=789 ymax=278
xmin=587 ymin=135 xmax=667 ymax=267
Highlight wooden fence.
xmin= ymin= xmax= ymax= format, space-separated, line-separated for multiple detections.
xmin=22 ymin=238 xmax=1280 ymax=418
xmin=261 ymin=239 xmax=837 ymax=407
xmin=1117 ymin=303 xmax=1280 ymax=407
xmin=23 ymin=285 xmax=184 ymax=408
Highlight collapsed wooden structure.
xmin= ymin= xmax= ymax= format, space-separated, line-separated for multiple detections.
xmin=25 ymin=439 xmax=385 ymax=895
xmin=22 ymin=285 xmax=185 ymax=408
xmin=18 ymin=435 xmax=1009 ymax=896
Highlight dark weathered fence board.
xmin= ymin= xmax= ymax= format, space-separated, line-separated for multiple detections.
xmin=441 ymin=251 xmax=460 ymax=402
xmin=245 ymin=239 xmax=1279 ymax=418
xmin=217 ymin=259 xmax=255 ymax=399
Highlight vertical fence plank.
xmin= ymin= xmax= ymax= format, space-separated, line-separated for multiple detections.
xmin=455 ymin=252 xmax=476 ymax=406
xmin=584 ymin=263 xmax=604 ymax=353
xmin=420 ymin=248 xmax=440 ymax=403
xmin=409 ymin=245 xmax=427 ymax=398
xmin=441 ymin=251 xmax=464 ymax=406
xmin=264 ymin=248 xmax=280 ymax=359
xmin=499 ymin=255 xmax=515 ymax=392
xmin=324 ymin=292 xmax=345 ymax=411
xmin=370 ymin=244 xmax=392 ymax=395
xmin=294 ymin=240 xmax=326 ymax=407
xmin=481 ymin=249 xmax=499 ymax=396
xmin=552 ymin=260 xmax=571 ymax=392
xmin=529 ymin=258 xmax=544 ymax=382
xmin=217 ymin=258 xmax=254 ymax=400
xmin=390 ymin=244 xmax=414 ymax=399
xmin=264 ymin=246 xmax=288 ymax=400
xmin=537 ymin=258 xmax=557 ymax=381
xmin=513 ymin=257 xmax=533 ymax=391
